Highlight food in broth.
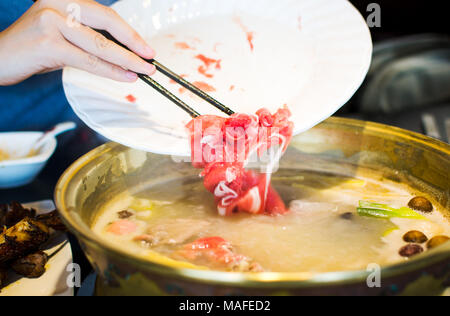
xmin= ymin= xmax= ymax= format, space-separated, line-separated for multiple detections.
xmin=93 ymin=108 xmax=449 ymax=273
xmin=93 ymin=171 xmax=450 ymax=273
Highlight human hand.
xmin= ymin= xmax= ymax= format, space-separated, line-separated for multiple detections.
xmin=0 ymin=0 xmax=156 ymax=86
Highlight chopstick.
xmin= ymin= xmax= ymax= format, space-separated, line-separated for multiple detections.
xmin=138 ymin=73 xmax=201 ymax=118
xmin=152 ymin=60 xmax=235 ymax=116
xmin=96 ymin=30 xmax=235 ymax=118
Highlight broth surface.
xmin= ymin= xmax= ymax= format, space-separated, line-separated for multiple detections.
xmin=93 ymin=171 xmax=450 ymax=273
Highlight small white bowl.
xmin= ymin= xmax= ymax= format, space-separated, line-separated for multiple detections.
xmin=0 ymin=132 xmax=57 ymax=189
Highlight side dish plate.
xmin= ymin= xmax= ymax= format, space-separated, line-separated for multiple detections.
xmin=0 ymin=201 xmax=73 ymax=297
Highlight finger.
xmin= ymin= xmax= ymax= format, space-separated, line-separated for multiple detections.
xmin=55 ymin=0 xmax=155 ymax=59
xmin=60 ymin=43 xmax=139 ymax=82
xmin=59 ymin=23 xmax=155 ymax=76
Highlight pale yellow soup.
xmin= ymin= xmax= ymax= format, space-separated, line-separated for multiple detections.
xmin=93 ymin=171 xmax=450 ymax=273
xmin=0 ymin=149 xmax=9 ymax=162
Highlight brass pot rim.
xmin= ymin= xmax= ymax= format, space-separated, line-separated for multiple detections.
xmin=54 ymin=117 xmax=450 ymax=288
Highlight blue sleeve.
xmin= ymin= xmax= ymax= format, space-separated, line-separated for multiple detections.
xmin=0 ymin=0 xmax=118 ymax=132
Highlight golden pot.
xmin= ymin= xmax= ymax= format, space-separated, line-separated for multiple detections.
xmin=55 ymin=118 xmax=450 ymax=296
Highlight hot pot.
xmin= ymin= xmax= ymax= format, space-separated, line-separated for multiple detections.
xmin=55 ymin=118 xmax=450 ymax=296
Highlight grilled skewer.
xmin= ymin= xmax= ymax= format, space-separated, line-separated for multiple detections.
xmin=0 ymin=202 xmax=68 ymax=290
xmin=36 ymin=211 xmax=68 ymax=232
xmin=0 ymin=218 xmax=50 ymax=264
xmin=11 ymin=251 xmax=49 ymax=278
xmin=0 ymin=201 xmax=36 ymax=228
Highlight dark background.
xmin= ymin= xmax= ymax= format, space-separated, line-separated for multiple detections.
xmin=350 ymin=0 xmax=450 ymax=41
xmin=344 ymin=0 xmax=450 ymax=139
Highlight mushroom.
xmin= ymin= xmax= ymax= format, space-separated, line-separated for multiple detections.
xmin=403 ymin=231 xmax=428 ymax=244
xmin=408 ymin=197 xmax=433 ymax=213
xmin=427 ymin=236 xmax=450 ymax=250
xmin=399 ymin=244 xmax=424 ymax=258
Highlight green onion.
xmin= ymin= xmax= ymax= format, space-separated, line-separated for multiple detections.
xmin=383 ymin=227 xmax=400 ymax=237
xmin=357 ymin=201 xmax=427 ymax=220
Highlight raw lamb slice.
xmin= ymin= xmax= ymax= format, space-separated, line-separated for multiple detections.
xmin=187 ymin=107 xmax=293 ymax=216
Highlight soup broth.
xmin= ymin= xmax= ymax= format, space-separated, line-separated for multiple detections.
xmin=0 ymin=150 xmax=9 ymax=162
xmin=93 ymin=170 xmax=450 ymax=273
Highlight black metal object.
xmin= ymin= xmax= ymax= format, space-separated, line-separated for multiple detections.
xmin=137 ymin=72 xmax=201 ymax=118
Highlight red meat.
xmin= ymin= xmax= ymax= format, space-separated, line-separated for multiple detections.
xmin=187 ymin=106 xmax=294 ymax=216
xmin=176 ymin=237 xmax=263 ymax=272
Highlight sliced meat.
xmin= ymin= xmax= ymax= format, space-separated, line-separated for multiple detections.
xmin=186 ymin=107 xmax=294 ymax=216
xmin=204 ymin=165 xmax=287 ymax=216
xmin=174 ymin=237 xmax=263 ymax=272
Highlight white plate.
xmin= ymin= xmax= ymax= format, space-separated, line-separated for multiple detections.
xmin=0 ymin=201 xmax=74 ymax=297
xmin=63 ymin=0 xmax=372 ymax=156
